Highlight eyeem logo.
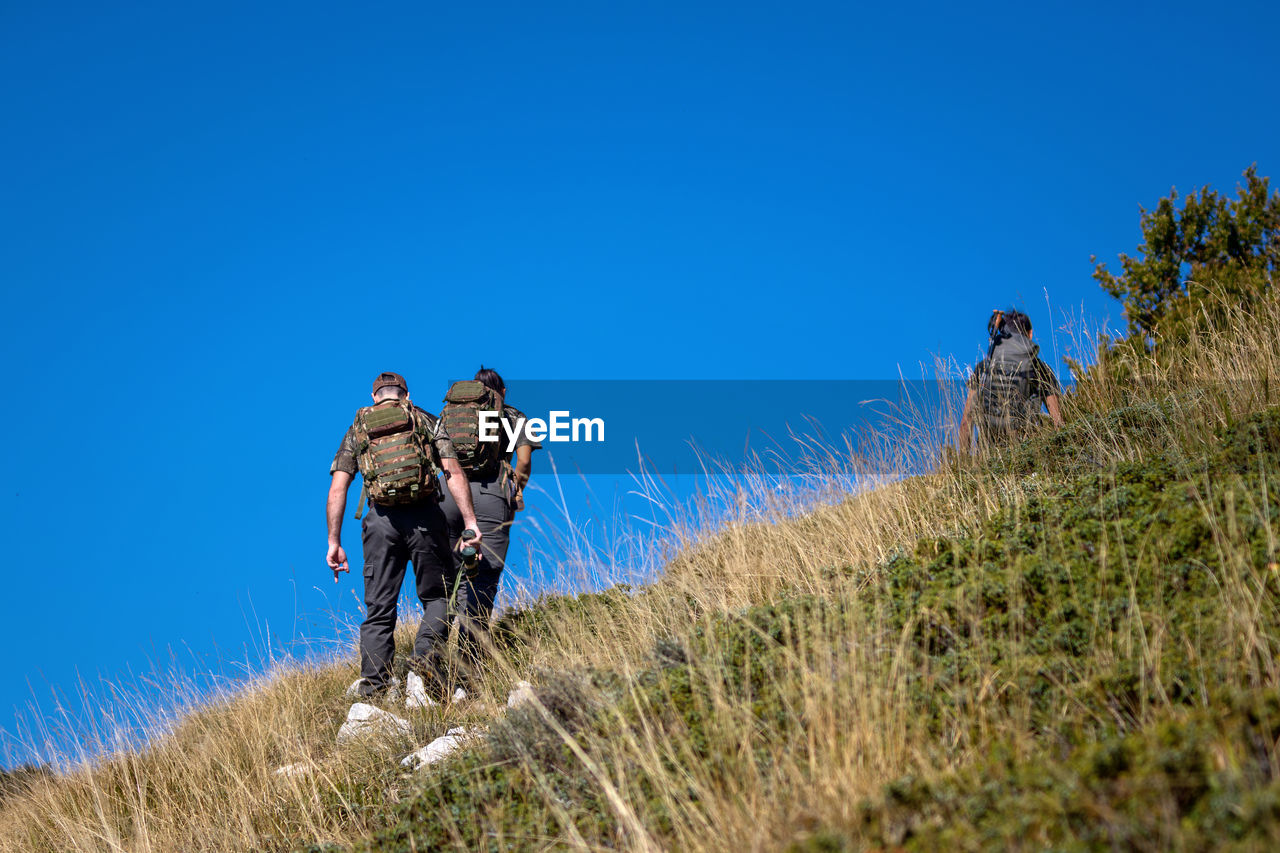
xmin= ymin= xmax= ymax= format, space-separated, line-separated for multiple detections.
xmin=478 ymin=410 xmax=605 ymax=452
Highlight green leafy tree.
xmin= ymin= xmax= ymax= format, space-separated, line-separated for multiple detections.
xmin=1093 ymin=165 xmax=1279 ymax=344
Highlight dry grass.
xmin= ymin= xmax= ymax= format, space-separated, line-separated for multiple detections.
xmin=2 ymin=290 xmax=1279 ymax=851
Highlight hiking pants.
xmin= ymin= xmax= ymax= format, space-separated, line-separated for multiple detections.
xmin=440 ymin=474 xmax=516 ymax=680
xmin=358 ymin=500 xmax=456 ymax=693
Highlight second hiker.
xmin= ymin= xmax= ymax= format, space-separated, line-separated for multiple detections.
xmin=958 ymin=309 xmax=1064 ymax=450
xmin=439 ymin=366 xmax=541 ymax=688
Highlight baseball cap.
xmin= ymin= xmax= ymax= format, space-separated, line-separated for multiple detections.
xmin=372 ymin=371 xmax=408 ymax=394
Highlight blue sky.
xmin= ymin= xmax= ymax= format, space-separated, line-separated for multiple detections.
xmin=1 ymin=0 xmax=1276 ymax=764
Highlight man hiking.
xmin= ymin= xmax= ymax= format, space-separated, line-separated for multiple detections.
xmin=326 ymin=371 xmax=483 ymax=702
xmin=958 ymin=309 xmax=1064 ymax=450
xmin=438 ymin=366 xmax=540 ymax=690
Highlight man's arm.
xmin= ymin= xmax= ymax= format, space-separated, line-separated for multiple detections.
xmin=1045 ymin=394 xmax=1064 ymax=426
xmin=440 ymin=458 xmax=483 ymax=548
xmin=1035 ymin=357 xmax=1064 ymax=427
xmin=512 ymin=445 xmax=533 ymax=511
xmin=957 ymin=388 xmax=978 ymax=452
xmin=327 ymin=471 xmax=353 ymax=582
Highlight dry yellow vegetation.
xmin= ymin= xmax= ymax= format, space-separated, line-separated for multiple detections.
xmin=2 ymin=291 xmax=1279 ymax=851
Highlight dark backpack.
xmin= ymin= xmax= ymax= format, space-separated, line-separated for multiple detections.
xmin=441 ymin=380 xmax=505 ymax=478
xmin=351 ymin=399 xmax=439 ymax=515
xmin=978 ymin=333 xmax=1041 ymax=435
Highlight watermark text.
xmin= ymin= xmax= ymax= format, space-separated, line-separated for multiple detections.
xmin=478 ymin=410 xmax=605 ymax=451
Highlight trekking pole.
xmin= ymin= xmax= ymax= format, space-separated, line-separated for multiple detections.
xmin=459 ymin=529 xmax=480 ymax=571
xmin=446 ymin=528 xmax=481 ymax=613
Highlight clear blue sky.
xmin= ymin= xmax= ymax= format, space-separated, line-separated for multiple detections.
xmin=2 ymin=0 xmax=1276 ymax=764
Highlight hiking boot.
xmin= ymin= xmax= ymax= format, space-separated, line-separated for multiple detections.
xmin=346 ymin=677 xmax=402 ymax=704
xmin=406 ymin=654 xmax=451 ymax=695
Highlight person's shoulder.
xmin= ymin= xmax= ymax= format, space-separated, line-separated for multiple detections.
xmin=1031 ymin=354 xmax=1058 ymax=375
xmin=502 ymin=403 xmax=543 ymax=449
xmin=1032 ymin=356 xmax=1061 ymax=388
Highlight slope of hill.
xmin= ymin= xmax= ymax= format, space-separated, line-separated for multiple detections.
xmin=2 ymin=293 xmax=1278 ymax=852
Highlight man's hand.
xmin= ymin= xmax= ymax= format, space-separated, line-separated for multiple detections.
xmin=327 ymin=471 xmax=353 ymax=582
xmin=456 ymin=526 xmax=484 ymax=553
xmin=328 ymin=543 xmax=349 ymax=583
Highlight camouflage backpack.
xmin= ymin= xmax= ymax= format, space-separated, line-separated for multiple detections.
xmin=440 ymin=380 xmax=505 ymax=478
xmin=351 ymin=399 xmax=439 ymax=517
xmin=978 ymin=332 xmax=1041 ymax=436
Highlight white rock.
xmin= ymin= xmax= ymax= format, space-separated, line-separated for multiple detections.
xmin=506 ymin=680 xmax=535 ymax=709
xmin=407 ymin=677 xmax=469 ymax=709
xmin=400 ymin=727 xmax=482 ymax=770
xmin=337 ymin=702 xmax=413 ymax=745
xmin=273 ymin=762 xmax=311 ymax=778
xmin=405 ymin=672 xmax=438 ymax=709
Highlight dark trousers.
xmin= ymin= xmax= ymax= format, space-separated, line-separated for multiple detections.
xmin=440 ymin=474 xmax=515 ymax=680
xmin=359 ymin=500 xmax=456 ymax=693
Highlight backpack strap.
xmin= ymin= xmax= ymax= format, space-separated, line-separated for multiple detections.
xmin=354 ymin=479 xmax=368 ymax=520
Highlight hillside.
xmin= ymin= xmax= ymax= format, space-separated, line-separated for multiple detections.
xmin=2 ymin=290 xmax=1279 ymax=851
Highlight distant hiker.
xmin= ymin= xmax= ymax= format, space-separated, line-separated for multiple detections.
xmin=958 ymin=309 xmax=1064 ymax=450
xmin=326 ymin=372 xmax=483 ymax=701
xmin=439 ymin=366 xmax=541 ymax=686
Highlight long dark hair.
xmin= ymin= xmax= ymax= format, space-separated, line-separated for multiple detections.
xmin=475 ymin=365 xmax=505 ymax=395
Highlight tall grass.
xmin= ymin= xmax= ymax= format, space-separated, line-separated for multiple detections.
xmin=3 ymin=290 xmax=1279 ymax=851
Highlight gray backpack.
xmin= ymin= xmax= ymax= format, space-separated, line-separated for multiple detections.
xmin=979 ymin=333 xmax=1041 ymax=435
